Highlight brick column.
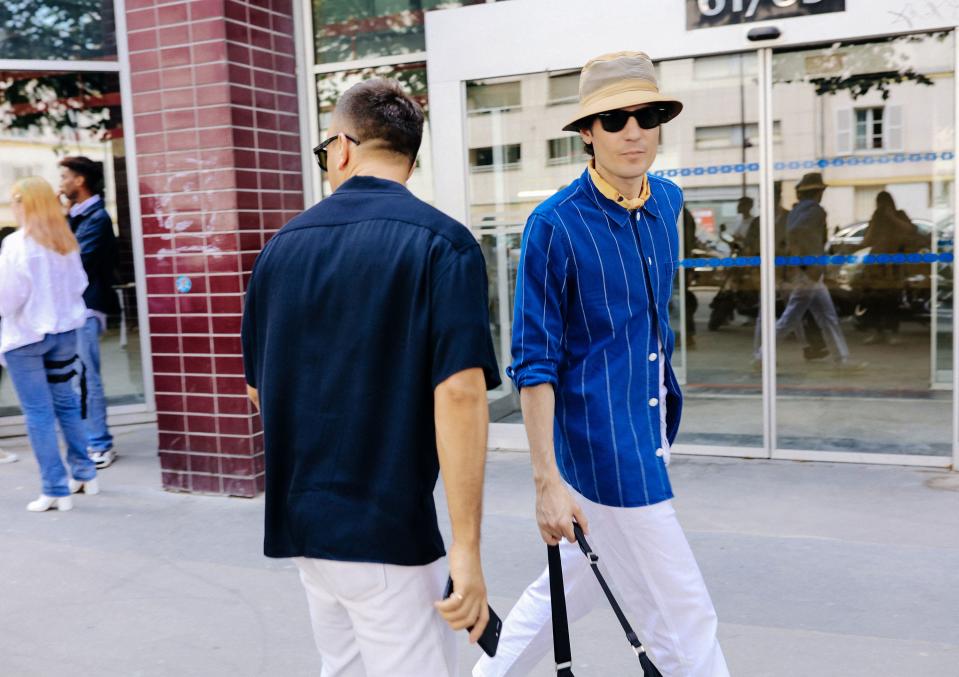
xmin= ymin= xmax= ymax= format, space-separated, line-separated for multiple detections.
xmin=127 ymin=0 xmax=304 ymax=495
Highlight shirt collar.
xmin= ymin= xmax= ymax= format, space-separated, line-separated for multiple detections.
xmin=69 ymin=194 xmax=101 ymax=218
xmin=581 ymin=164 xmax=660 ymax=228
xmin=333 ymin=175 xmax=411 ymax=195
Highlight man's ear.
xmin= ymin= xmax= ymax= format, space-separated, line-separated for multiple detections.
xmin=336 ymin=132 xmax=352 ymax=171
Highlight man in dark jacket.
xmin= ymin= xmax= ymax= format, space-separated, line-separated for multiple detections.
xmin=756 ymin=172 xmax=859 ymax=368
xmin=59 ymin=156 xmax=119 ymax=468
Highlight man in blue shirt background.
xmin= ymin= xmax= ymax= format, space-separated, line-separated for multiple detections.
xmin=242 ymin=78 xmax=500 ymax=675
xmin=476 ymin=52 xmax=729 ymax=677
xmin=59 ymin=156 xmax=119 ymax=469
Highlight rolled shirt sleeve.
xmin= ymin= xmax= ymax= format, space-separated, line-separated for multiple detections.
xmin=429 ymin=242 xmax=502 ymax=390
xmin=507 ymin=214 xmax=567 ymax=390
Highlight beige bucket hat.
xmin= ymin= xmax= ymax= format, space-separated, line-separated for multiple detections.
xmin=562 ymin=51 xmax=683 ymax=132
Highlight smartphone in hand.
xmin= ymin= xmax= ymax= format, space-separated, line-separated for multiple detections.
xmin=444 ymin=576 xmax=502 ymax=657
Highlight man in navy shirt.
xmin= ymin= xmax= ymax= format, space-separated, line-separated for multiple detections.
xmin=242 ymin=78 xmax=500 ymax=675
xmin=476 ymin=52 xmax=728 ymax=676
xmin=59 ymin=156 xmax=119 ymax=469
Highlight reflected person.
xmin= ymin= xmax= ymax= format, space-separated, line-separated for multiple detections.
xmin=859 ymin=191 xmax=914 ymax=345
xmin=754 ymin=173 xmax=861 ymax=369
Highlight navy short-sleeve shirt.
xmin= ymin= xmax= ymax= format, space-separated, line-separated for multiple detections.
xmin=241 ymin=176 xmax=500 ymax=566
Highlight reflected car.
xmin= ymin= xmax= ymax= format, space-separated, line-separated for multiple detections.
xmin=826 ymin=218 xmax=934 ymax=256
xmin=826 ymin=216 xmax=953 ymax=322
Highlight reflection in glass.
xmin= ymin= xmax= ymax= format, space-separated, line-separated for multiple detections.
xmin=770 ymin=32 xmax=955 ymax=455
xmin=0 ymin=70 xmax=143 ymax=415
xmin=656 ymin=53 xmax=764 ymax=450
xmin=312 ymin=0 xmax=486 ymax=64
xmin=0 ymin=0 xmax=117 ymax=61
xmin=315 ymin=63 xmax=433 ymax=202
xmin=465 ymin=58 xmax=764 ymax=430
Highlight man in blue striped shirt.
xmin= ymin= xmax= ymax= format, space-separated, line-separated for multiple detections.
xmin=476 ymin=52 xmax=729 ymax=676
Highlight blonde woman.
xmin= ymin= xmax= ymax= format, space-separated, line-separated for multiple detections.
xmin=0 ymin=177 xmax=98 ymax=511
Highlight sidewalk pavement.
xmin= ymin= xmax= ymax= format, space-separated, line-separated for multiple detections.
xmin=1 ymin=423 xmax=958 ymax=676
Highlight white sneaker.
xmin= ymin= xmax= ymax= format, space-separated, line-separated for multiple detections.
xmin=27 ymin=495 xmax=73 ymax=512
xmin=0 ymin=449 xmax=18 ymax=464
xmin=90 ymin=449 xmax=116 ymax=469
xmin=69 ymin=477 xmax=100 ymax=495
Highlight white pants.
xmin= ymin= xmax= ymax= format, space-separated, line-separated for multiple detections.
xmin=294 ymin=556 xmax=457 ymax=677
xmin=474 ymin=494 xmax=729 ymax=677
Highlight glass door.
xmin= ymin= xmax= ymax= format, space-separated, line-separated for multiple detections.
xmin=768 ymin=32 xmax=955 ymax=457
xmin=661 ymin=53 xmax=766 ymax=453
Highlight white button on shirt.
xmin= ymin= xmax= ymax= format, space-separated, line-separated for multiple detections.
xmin=649 ymin=397 xmax=659 ymax=407
xmin=0 ymin=230 xmax=88 ymax=362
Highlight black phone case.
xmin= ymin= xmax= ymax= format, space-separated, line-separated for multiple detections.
xmin=444 ymin=576 xmax=502 ymax=657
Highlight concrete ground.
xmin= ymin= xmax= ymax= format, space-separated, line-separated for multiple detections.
xmin=1 ymin=423 xmax=958 ymax=676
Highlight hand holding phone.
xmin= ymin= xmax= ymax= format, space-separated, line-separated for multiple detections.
xmin=443 ymin=576 xmax=502 ymax=657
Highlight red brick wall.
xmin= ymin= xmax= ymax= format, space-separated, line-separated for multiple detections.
xmin=127 ymin=0 xmax=304 ymax=495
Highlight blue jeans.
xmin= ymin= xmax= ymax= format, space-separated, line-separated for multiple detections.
xmin=76 ymin=316 xmax=113 ymax=452
xmin=4 ymin=331 xmax=96 ymax=497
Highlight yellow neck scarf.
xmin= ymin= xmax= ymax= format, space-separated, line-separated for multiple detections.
xmin=587 ymin=159 xmax=650 ymax=211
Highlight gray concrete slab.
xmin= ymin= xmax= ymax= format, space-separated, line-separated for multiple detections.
xmin=1 ymin=424 xmax=957 ymax=676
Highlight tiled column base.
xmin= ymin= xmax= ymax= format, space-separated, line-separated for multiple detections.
xmin=128 ymin=0 xmax=302 ymax=495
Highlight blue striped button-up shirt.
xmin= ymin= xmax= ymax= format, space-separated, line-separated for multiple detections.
xmin=507 ymin=168 xmax=684 ymax=508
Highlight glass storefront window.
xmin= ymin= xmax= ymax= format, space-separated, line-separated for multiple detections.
xmin=0 ymin=0 xmax=117 ymax=61
xmin=770 ymin=32 xmax=955 ymax=455
xmin=466 ymin=57 xmax=768 ymax=433
xmin=315 ymin=62 xmax=433 ymax=202
xmin=312 ymin=0 xmax=487 ymax=65
xmin=0 ymin=70 xmax=143 ymax=415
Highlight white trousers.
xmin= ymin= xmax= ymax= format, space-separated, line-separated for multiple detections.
xmin=473 ymin=494 xmax=729 ymax=677
xmin=294 ymin=556 xmax=457 ymax=677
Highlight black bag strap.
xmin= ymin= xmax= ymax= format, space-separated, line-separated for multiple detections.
xmin=571 ymin=523 xmax=664 ymax=677
xmin=547 ymin=543 xmax=575 ymax=676
xmin=44 ymin=354 xmax=88 ymax=419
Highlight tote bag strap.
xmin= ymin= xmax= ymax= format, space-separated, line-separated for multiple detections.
xmin=547 ymin=543 xmax=575 ymax=676
xmin=572 ymin=523 xmax=664 ymax=677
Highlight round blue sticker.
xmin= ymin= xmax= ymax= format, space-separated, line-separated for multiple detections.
xmin=175 ymin=276 xmax=192 ymax=294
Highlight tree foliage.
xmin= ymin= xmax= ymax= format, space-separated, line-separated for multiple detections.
xmin=0 ymin=0 xmax=115 ymax=61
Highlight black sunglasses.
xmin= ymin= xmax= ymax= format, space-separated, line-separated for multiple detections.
xmin=313 ymin=133 xmax=361 ymax=171
xmin=596 ymin=107 xmax=665 ymax=133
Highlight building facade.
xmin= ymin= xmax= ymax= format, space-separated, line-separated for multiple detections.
xmin=0 ymin=0 xmax=956 ymax=495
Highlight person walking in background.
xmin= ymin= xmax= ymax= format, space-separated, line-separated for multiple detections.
xmin=754 ymin=172 xmax=862 ymax=369
xmin=476 ymin=52 xmax=729 ymax=676
xmin=59 ymin=156 xmax=119 ymax=469
xmin=0 ymin=177 xmax=98 ymax=511
xmin=860 ymin=191 xmax=914 ymax=345
xmin=242 ymin=78 xmax=500 ymax=675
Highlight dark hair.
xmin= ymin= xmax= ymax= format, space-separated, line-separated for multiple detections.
xmin=577 ymin=116 xmax=596 ymax=157
xmin=876 ymin=190 xmax=896 ymax=210
xmin=59 ymin=156 xmax=105 ymax=196
xmin=334 ymin=78 xmax=424 ymax=166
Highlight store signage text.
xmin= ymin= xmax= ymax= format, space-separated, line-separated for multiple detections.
xmin=687 ymin=0 xmax=846 ymax=29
